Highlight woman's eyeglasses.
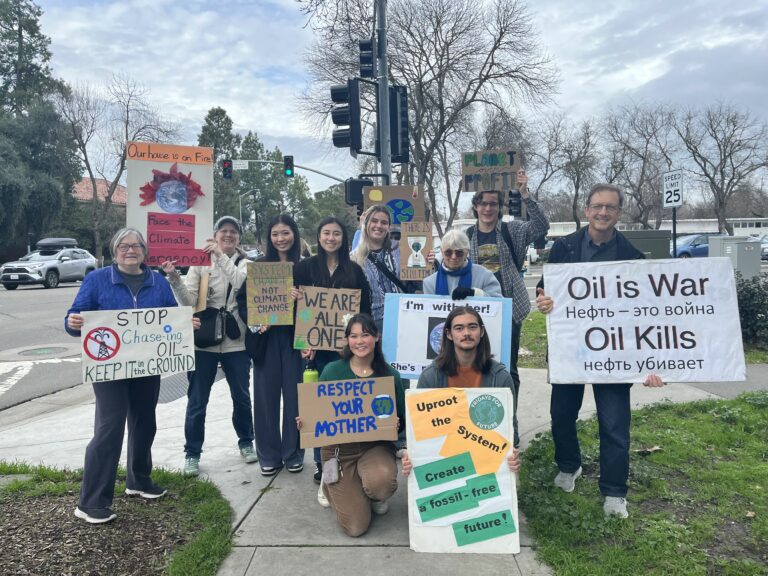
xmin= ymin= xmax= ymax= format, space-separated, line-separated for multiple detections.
xmin=443 ymin=249 xmax=465 ymax=258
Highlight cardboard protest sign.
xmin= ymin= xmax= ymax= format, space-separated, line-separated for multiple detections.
xmin=80 ymin=307 xmax=195 ymax=384
xmin=298 ymin=376 xmax=398 ymax=448
xmin=362 ymin=185 xmax=425 ymax=223
xmin=544 ymin=258 xmax=746 ymax=384
xmin=294 ymin=287 xmax=361 ymax=351
xmin=406 ymin=387 xmax=519 ymax=554
xmin=461 ymin=148 xmax=522 ymax=193
xmin=399 ymin=222 xmax=433 ymax=281
xmin=382 ymin=294 xmax=513 ymax=378
xmin=126 ymin=142 xmax=214 ymax=267
xmin=246 ymin=262 xmax=294 ymax=325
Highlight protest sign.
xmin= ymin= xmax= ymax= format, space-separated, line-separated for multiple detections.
xmin=399 ymin=222 xmax=433 ymax=281
xmin=382 ymin=294 xmax=512 ymax=378
xmin=406 ymin=387 xmax=519 ymax=554
xmin=297 ymin=376 xmax=398 ymax=448
xmin=126 ymin=142 xmax=214 ymax=267
xmin=362 ymin=185 xmax=425 ymax=223
xmin=80 ymin=307 xmax=195 ymax=384
xmin=294 ymin=287 xmax=361 ymax=351
xmin=246 ymin=262 xmax=294 ymax=325
xmin=461 ymin=148 xmax=522 ymax=193
xmin=543 ymin=258 xmax=746 ymax=383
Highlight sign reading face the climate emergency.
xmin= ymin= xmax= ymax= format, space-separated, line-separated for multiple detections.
xmin=381 ymin=294 xmax=513 ymax=378
xmin=405 ymin=387 xmax=519 ymax=554
xmin=543 ymin=258 xmax=745 ymax=384
xmin=126 ymin=142 xmax=214 ymax=268
xmin=294 ymin=286 xmax=361 ymax=351
xmin=246 ymin=261 xmax=294 ymax=326
xmin=298 ymin=377 xmax=398 ymax=448
xmin=80 ymin=307 xmax=195 ymax=383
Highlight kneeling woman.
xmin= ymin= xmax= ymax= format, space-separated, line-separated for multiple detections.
xmin=298 ymin=314 xmax=405 ymax=537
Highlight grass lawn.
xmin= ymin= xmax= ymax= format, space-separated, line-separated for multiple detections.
xmin=519 ymin=311 xmax=768 ymax=368
xmin=520 ymin=392 xmax=768 ymax=575
xmin=0 ymin=462 xmax=232 ymax=575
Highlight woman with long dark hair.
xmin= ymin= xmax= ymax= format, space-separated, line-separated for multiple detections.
xmin=293 ymin=216 xmax=372 ymax=496
xmin=297 ymin=314 xmax=405 ymax=537
xmin=237 ymin=214 xmax=304 ymax=475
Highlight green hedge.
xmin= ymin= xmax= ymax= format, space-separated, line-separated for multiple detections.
xmin=736 ymin=272 xmax=768 ymax=350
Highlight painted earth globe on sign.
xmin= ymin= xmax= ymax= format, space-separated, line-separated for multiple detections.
xmin=429 ymin=322 xmax=445 ymax=355
xmin=386 ymin=199 xmax=415 ymax=223
xmin=156 ymin=180 xmax=189 ymax=213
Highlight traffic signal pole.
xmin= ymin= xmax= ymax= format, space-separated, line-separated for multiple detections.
xmin=233 ymin=159 xmax=345 ymax=183
xmin=376 ymin=0 xmax=392 ymax=182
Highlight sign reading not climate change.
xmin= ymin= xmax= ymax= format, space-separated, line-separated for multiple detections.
xmin=298 ymin=376 xmax=398 ymax=448
xmin=80 ymin=307 xmax=195 ymax=383
xmin=246 ymin=261 xmax=294 ymax=326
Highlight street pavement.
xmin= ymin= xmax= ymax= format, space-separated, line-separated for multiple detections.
xmin=2 ymin=364 xmax=766 ymax=576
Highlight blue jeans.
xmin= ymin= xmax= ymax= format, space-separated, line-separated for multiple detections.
xmin=550 ymin=383 xmax=631 ymax=497
xmin=184 ymin=350 xmax=254 ymax=457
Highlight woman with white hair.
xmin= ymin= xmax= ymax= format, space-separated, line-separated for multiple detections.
xmin=423 ymin=229 xmax=502 ymax=298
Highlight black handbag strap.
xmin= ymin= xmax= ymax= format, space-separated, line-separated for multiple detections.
xmin=367 ymin=252 xmax=410 ymax=293
xmin=222 ymin=254 xmax=244 ymax=310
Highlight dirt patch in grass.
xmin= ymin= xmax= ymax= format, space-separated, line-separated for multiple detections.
xmin=0 ymin=492 xmax=193 ymax=575
xmin=705 ymin=518 xmax=767 ymax=571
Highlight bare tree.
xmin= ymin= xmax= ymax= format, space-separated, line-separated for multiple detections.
xmin=299 ymin=0 xmax=557 ymax=236
xmin=526 ymin=113 xmax=567 ymax=201
xmin=674 ymin=102 xmax=768 ymax=234
xmin=561 ymin=119 xmax=598 ymax=229
xmin=57 ymin=75 xmax=178 ymax=261
xmin=603 ymin=103 xmax=678 ymax=229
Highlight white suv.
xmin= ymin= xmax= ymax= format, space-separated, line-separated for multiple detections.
xmin=1 ymin=248 xmax=96 ymax=290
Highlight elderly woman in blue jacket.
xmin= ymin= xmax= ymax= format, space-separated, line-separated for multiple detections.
xmin=65 ymin=227 xmax=189 ymax=525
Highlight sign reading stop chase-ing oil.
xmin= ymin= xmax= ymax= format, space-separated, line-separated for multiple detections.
xmin=406 ymin=387 xmax=519 ymax=554
xmin=80 ymin=307 xmax=195 ymax=383
xmin=297 ymin=377 xmax=398 ymax=448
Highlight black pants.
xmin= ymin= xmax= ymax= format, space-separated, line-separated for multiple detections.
xmin=510 ymin=320 xmax=522 ymax=448
xmin=79 ymin=375 xmax=161 ymax=511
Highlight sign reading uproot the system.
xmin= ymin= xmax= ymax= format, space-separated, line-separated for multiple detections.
xmin=399 ymin=222 xmax=433 ymax=281
xmin=298 ymin=377 xmax=398 ymax=448
xmin=246 ymin=262 xmax=294 ymax=325
xmin=126 ymin=142 xmax=214 ymax=268
xmin=382 ymin=294 xmax=513 ymax=378
xmin=406 ymin=387 xmax=518 ymax=554
xmin=294 ymin=286 xmax=361 ymax=351
xmin=80 ymin=307 xmax=195 ymax=384
xmin=544 ymin=258 xmax=745 ymax=383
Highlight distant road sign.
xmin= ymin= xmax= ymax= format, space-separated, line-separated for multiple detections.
xmin=233 ymin=160 xmax=249 ymax=171
xmin=663 ymin=169 xmax=683 ymax=208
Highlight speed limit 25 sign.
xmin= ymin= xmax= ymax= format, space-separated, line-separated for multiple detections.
xmin=662 ymin=169 xmax=683 ymax=208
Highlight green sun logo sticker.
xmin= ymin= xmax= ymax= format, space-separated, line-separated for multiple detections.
xmin=469 ymin=394 xmax=504 ymax=430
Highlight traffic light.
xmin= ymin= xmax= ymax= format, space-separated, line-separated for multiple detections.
xmin=508 ymin=190 xmax=522 ymax=218
xmin=222 ymin=159 xmax=233 ymax=180
xmin=389 ymin=85 xmax=409 ymax=164
xmin=345 ymin=178 xmax=373 ymax=214
xmin=330 ymin=79 xmax=362 ymax=156
xmin=283 ymin=155 xmax=294 ymax=177
xmin=359 ymin=38 xmax=376 ymax=78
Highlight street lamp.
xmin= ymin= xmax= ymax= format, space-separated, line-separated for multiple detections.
xmin=239 ymin=189 xmax=260 ymax=231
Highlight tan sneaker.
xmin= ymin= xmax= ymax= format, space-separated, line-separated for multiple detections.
xmin=553 ymin=466 xmax=582 ymax=492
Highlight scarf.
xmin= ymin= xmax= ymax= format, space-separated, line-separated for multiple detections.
xmin=435 ymin=260 xmax=473 ymax=296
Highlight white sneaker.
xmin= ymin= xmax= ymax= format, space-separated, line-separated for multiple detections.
xmin=371 ymin=499 xmax=389 ymax=515
xmin=603 ymin=496 xmax=628 ymax=518
xmin=553 ymin=466 xmax=582 ymax=492
xmin=317 ymin=483 xmax=330 ymax=508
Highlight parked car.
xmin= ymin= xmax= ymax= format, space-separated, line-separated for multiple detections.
xmin=670 ymin=234 xmax=724 ymax=258
xmin=245 ymin=248 xmax=264 ymax=261
xmin=0 ymin=248 xmax=96 ymax=290
xmin=755 ymin=234 xmax=768 ymax=261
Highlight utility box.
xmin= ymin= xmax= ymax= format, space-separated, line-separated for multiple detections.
xmin=724 ymin=242 xmax=761 ymax=280
xmin=709 ymin=236 xmax=750 ymax=258
xmin=622 ymin=230 xmax=672 ymax=260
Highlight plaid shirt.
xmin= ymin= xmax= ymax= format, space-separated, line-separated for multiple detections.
xmin=469 ymin=197 xmax=549 ymax=323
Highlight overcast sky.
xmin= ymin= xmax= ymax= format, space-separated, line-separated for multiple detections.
xmin=39 ymin=0 xmax=768 ymax=192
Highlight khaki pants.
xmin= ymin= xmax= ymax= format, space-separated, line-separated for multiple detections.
xmin=321 ymin=442 xmax=398 ymax=537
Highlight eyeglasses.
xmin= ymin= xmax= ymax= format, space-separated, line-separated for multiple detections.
xmin=443 ymin=249 xmax=465 ymax=258
xmin=450 ymin=323 xmax=481 ymax=333
xmin=588 ymin=204 xmax=620 ymax=213
xmin=477 ymin=201 xmax=499 ymax=208
xmin=117 ymin=243 xmax=143 ymax=253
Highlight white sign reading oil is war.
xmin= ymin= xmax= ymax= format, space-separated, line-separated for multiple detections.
xmin=461 ymin=148 xmax=522 ymax=192
xmin=126 ymin=142 xmax=214 ymax=268
xmin=80 ymin=307 xmax=195 ymax=383
xmin=405 ymin=387 xmax=519 ymax=554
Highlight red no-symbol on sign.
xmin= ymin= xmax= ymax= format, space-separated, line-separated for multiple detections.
xmin=84 ymin=327 xmax=121 ymax=361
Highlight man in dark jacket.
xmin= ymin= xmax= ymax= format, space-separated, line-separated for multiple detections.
xmin=535 ymin=183 xmax=664 ymax=519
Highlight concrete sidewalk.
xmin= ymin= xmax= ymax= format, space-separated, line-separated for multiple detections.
xmin=1 ymin=366 xmax=765 ymax=576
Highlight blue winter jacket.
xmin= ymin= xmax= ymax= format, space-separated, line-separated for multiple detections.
xmin=65 ymin=264 xmax=178 ymax=337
